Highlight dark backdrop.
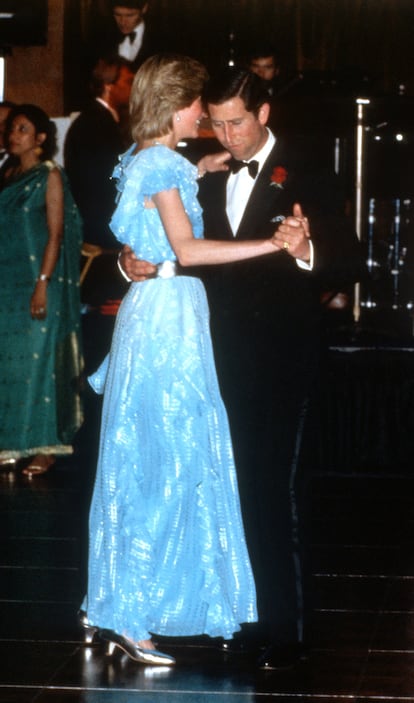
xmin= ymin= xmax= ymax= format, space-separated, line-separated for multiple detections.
xmin=62 ymin=0 xmax=414 ymax=310
xmin=64 ymin=0 xmax=414 ymax=113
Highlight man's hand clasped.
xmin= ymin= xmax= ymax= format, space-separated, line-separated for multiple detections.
xmin=272 ymin=203 xmax=311 ymax=262
xmin=121 ymin=245 xmax=157 ymax=280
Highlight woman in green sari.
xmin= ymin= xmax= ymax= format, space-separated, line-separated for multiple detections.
xmin=0 ymin=104 xmax=83 ymax=476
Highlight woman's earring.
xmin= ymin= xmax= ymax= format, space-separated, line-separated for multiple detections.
xmin=176 ymin=114 xmax=181 ymax=122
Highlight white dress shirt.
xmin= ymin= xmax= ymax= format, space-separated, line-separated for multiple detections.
xmin=96 ymin=97 xmax=119 ymax=123
xmin=118 ymin=21 xmax=145 ymax=62
xmin=0 ymin=150 xmax=8 ymax=169
xmin=226 ymin=129 xmax=275 ymax=236
xmin=226 ymin=128 xmax=313 ymax=270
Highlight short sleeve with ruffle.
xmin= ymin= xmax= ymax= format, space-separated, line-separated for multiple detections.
xmin=110 ymin=144 xmax=204 ymax=260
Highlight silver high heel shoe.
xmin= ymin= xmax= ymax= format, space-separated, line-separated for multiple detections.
xmin=78 ymin=609 xmax=100 ymax=645
xmin=99 ymin=628 xmax=176 ymax=666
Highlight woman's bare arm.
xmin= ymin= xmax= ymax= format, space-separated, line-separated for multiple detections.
xmin=30 ymin=167 xmax=64 ymax=318
xmin=152 ymin=188 xmax=276 ymax=267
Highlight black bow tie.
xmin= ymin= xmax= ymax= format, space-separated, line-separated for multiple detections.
xmin=128 ymin=31 xmax=136 ymax=43
xmin=229 ymin=158 xmax=259 ymax=179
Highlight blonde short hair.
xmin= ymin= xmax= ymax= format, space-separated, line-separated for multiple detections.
xmin=129 ymin=54 xmax=208 ymax=144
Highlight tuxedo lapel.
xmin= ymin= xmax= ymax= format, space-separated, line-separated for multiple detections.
xmin=200 ymin=171 xmax=233 ymax=240
xmin=217 ymin=172 xmax=232 ymax=236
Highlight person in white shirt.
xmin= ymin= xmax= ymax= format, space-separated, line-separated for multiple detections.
xmin=112 ymin=1 xmax=150 ymax=67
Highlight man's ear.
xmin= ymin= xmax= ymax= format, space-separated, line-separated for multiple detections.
xmin=258 ymin=102 xmax=270 ymax=126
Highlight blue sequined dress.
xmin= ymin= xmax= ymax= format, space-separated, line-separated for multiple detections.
xmin=84 ymin=144 xmax=257 ymax=642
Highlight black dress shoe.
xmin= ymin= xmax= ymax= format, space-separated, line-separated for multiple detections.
xmin=257 ymin=643 xmax=304 ymax=671
xmin=220 ymin=638 xmax=250 ymax=653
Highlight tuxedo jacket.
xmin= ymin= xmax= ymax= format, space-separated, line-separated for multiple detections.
xmin=64 ymin=100 xmax=124 ymax=248
xmin=120 ymin=29 xmax=158 ymax=69
xmin=197 ymin=139 xmax=365 ymax=644
xmin=0 ymin=154 xmax=17 ymax=191
xmin=197 ymin=138 xmax=363 ymax=364
xmin=100 ymin=22 xmax=165 ymax=71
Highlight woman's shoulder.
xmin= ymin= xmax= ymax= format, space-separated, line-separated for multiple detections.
xmin=135 ymin=144 xmax=186 ymax=167
xmin=43 ymin=160 xmax=64 ymax=186
xmin=36 ymin=160 xmax=63 ymax=186
xmin=129 ymin=145 xmax=194 ymax=190
xmin=42 ymin=159 xmax=60 ymax=173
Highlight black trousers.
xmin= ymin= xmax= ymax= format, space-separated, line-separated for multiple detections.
xmin=212 ymin=319 xmax=318 ymax=646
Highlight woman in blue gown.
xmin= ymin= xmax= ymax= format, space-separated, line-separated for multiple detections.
xmin=83 ymin=54 xmax=279 ymax=666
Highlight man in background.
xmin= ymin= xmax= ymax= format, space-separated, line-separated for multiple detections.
xmin=64 ymin=56 xmax=129 ymax=250
xmin=248 ymin=45 xmax=284 ymax=97
xmin=110 ymin=0 xmax=159 ymax=69
xmin=85 ymin=0 xmax=162 ymax=72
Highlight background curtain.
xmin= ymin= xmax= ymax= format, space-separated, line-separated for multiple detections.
xmin=66 ymin=0 xmax=412 ymax=97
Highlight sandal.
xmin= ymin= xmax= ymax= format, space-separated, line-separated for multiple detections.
xmin=23 ymin=454 xmax=55 ymax=477
xmin=0 ymin=458 xmax=17 ymax=468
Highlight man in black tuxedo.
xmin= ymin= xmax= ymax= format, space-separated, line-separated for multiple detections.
xmin=197 ymin=68 xmax=362 ymax=669
xmin=109 ymin=0 xmax=159 ymax=70
xmin=64 ymin=57 xmax=127 ymax=250
xmin=247 ymin=44 xmax=285 ymax=98
xmin=119 ymin=67 xmax=363 ymax=670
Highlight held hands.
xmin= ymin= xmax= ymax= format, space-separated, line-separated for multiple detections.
xmin=119 ymin=202 xmax=311 ymax=282
xmin=272 ymin=203 xmax=311 ymax=262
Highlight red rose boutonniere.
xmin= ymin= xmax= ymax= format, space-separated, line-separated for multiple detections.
xmin=270 ymin=166 xmax=288 ymax=189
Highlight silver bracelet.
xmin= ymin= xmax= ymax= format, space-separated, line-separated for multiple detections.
xmin=37 ymin=274 xmax=51 ymax=282
xmin=117 ymin=252 xmax=132 ymax=282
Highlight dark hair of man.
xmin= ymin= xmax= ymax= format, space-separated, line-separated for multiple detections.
xmin=89 ymin=57 xmax=121 ymax=98
xmin=248 ymin=44 xmax=279 ymax=64
xmin=112 ymin=0 xmax=148 ymax=9
xmin=5 ymin=104 xmax=57 ymax=161
xmin=203 ymin=66 xmax=270 ymax=116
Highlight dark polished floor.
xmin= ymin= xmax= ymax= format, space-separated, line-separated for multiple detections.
xmin=1 ymin=452 xmax=413 ymax=701
xmin=1 ymin=265 xmax=414 ymax=701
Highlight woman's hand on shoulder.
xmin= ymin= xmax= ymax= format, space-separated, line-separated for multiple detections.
xmin=197 ymin=151 xmax=231 ymax=178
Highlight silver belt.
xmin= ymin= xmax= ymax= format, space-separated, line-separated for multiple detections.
xmin=153 ymin=261 xmax=179 ymax=279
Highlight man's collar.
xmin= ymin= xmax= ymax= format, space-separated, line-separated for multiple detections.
xmin=252 ymin=128 xmax=276 ymax=169
xmin=119 ymin=21 xmax=144 ymax=43
xmin=96 ymin=98 xmax=119 ymax=122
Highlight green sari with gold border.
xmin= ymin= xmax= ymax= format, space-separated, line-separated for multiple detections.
xmin=0 ymin=161 xmax=83 ymax=459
